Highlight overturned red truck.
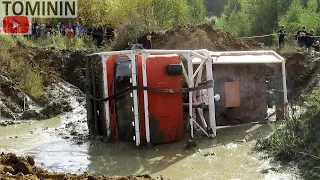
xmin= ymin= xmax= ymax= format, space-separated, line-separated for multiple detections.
xmin=85 ymin=49 xmax=288 ymax=146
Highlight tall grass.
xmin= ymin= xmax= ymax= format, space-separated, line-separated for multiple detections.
xmin=0 ymin=46 xmax=44 ymax=98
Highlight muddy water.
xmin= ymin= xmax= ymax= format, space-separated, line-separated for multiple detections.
xmin=0 ymin=116 xmax=300 ymax=180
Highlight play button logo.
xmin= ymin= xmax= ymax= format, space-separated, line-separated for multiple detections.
xmin=2 ymin=16 xmax=30 ymax=34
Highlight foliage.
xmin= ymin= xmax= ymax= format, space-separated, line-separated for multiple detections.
xmin=258 ymin=90 xmax=320 ymax=179
xmin=280 ymin=0 xmax=320 ymax=35
xmin=217 ymin=0 xmax=320 ymax=45
xmin=0 ymin=45 xmax=44 ymax=98
xmin=51 ymin=0 xmax=207 ymax=29
xmin=204 ymin=0 xmax=229 ymax=16
xmin=188 ymin=0 xmax=207 ymax=26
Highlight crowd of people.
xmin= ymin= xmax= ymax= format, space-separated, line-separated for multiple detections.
xmin=32 ymin=21 xmax=320 ymax=51
xmin=31 ymin=21 xmax=115 ymax=47
xmin=30 ymin=21 xmax=155 ymax=49
xmin=278 ymin=25 xmax=320 ymax=51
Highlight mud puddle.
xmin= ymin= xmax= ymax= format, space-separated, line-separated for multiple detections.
xmin=0 ymin=81 xmax=300 ymax=179
xmin=0 ymin=118 xmax=301 ymax=180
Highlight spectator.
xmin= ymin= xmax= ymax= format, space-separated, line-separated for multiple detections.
xmin=71 ymin=22 xmax=77 ymax=35
xmin=96 ymin=26 xmax=104 ymax=47
xmin=46 ymin=22 xmax=53 ymax=36
xmin=40 ymin=24 xmax=46 ymax=37
xmin=76 ymin=22 xmax=84 ymax=36
xmin=296 ymin=26 xmax=307 ymax=48
xmin=137 ymin=31 xmax=154 ymax=49
xmin=55 ymin=22 xmax=61 ymax=35
xmin=106 ymin=24 xmax=115 ymax=41
xmin=32 ymin=20 xmax=39 ymax=36
xmin=277 ymin=25 xmax=285 ymax=48
xmin=306 ymin=29 xmax=315 ymax=52
xmin=92 ymin=26 xmax=98 ymax=41
xmin=87 ymin=26 xmax=93 ymax=36
xmin=60 ymin=24 xmax=66 ymax=36
xmin=65 ymin=24 xmax=74 ymax=38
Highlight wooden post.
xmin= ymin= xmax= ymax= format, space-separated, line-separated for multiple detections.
xmin=85 ymin=56 xmax=94 ymax=135
xmin=91 ymin=57 xmax=99 ymax=135
xmin=274 ymin=64 xmax=284 ymax=120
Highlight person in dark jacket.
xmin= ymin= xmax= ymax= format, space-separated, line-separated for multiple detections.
xmin=92 ymin=26 xmax=97 ymax=41
xmin=278 ymin=25 xmax=285 ymax=47
xmin=296 ymin=26 xmax=307 ymax=48
xmin=305 ymin=29 xmax=315 ymax=49
xmin=137 ymin=31 xmax=154 ymax=49
xmin=96 ymin=26 xmax=104 ymax=47
xmin=87 ymin=27 xmax=93 ymax=36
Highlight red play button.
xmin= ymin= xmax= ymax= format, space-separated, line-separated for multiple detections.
xmin=2 ymin=16 xmax=30 ymax=34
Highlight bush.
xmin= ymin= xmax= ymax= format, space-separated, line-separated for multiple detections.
xmin=113 ymin=13 xmax=150 ymax=50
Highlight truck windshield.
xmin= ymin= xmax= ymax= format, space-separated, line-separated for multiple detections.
xmin=113 ymin=56 xmax=136 ymax=142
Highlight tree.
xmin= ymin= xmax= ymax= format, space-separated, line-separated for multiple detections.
xmin=188 ymin=0 xmax=207 ymax=26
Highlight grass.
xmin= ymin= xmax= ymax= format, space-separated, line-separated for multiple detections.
xmin=257 ymin=90 xmax=320 ymax=179
xmin=0 ymin=46 xmax=44 ymax=99
xmin=0 ymin=34 xmax=112 ymax=50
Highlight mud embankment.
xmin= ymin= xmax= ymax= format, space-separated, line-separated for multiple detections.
xmin=0 ymin=153 xmax=155 ymax=180
xmin=0 ymin=48 xmax=90 ymax=126
xmin=151 ymin=24 xmax=261 ymax=50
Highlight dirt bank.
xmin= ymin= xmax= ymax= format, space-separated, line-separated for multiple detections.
xmin=151 ymin=24 xmax=261 ymax=50
xmin=0 ymin=47 xmax=90 ymax=125
xmin=0 ymin=153 xmax=157 ymax=180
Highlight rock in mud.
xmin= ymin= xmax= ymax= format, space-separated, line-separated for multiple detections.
xmin=39 ymin=101 xmax=69 ymax=118
xmin=185 ymin=139 xmax=197 ymax=149
xmin=20 ymin=110 xmax=41 ymax=120
xmin=14 ymin=161 xmax=34 ymax=175
xmin=202 ymin=152 xmax=216 ymax=157
xmin=0 ymin=122 xmax=8 ymax=126
xmin=1 ymin=166 xmax=14 ymax=174
xmin=0 ymin=104 xmax=16 ymax=119
xmin=26 ymin=156 xmax=35 ymax=166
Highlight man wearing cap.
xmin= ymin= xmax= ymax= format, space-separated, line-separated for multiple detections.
xmin=296 ymin=26 xmax=307 ymax=48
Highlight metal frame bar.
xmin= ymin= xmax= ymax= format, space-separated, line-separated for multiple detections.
xmin=92 ymin=49 xmax=287 ymax=146
xmin=128 ymin=54 xmax=141 ymax=146
xmin=141 ymin=52 xmax=151 ymax=143
xmin=101 ymin=55 xmax=111 ymax=138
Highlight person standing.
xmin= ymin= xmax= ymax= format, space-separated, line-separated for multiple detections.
xmin=306 ymin=29 xmax=315 ymax=52
xmin=296 ymin=26 xmax=307 ymax=48
xmin=277 ymin=25 xmax=285 ymax=48
xmin=105 ymin=24 xmax=115 ymax=42
xmin=65 ymin=24 xmax=74 ymax=38
xmin=96 ymin=26 xmax=104 ymax=47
